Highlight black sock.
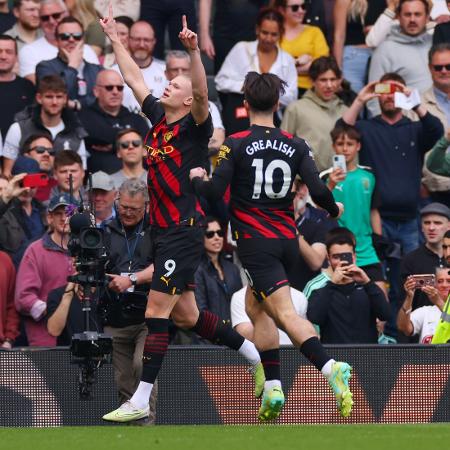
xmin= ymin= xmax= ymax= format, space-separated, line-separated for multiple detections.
xmin=141 ymin=318 xmax=169 ymax=384
xmin=300 ymin=337 xmax=331 ymax=371
xmin=260 ymin=348 xmax=280 ymax=381
xmin=190 ymin=310 xmax=245 ymax=350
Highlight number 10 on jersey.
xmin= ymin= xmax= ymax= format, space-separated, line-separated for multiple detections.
xmin=251 ymin=158 xmax=292 ymax=200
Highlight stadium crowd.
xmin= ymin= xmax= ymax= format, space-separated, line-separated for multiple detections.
xmin=1 ymin=0 xmax=450 ymax=415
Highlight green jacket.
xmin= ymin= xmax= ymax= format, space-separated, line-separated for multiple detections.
xmin=426 ymin=135 xmax=450 ymax=177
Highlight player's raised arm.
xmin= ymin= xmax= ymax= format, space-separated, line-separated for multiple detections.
xmin=178 ymin=15 xmax=209 ymax=124
xmin=99 ymin=3 xmax=150 ymax=106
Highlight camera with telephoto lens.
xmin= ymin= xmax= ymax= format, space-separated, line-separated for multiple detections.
xmin=67 ymin=212 xmax=113 ymax=399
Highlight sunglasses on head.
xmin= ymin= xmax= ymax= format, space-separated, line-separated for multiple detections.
xmin=40 ymin=11 xmax=64 ymax=22
xmin=287 ymin=3 xmax=306 ymax=12
xmin=119 ymin=139 xmax=142 ymax=149
xmin=432 ymin=64 xmax=450 ymax=72
xmin=97 ymin=84 xmax=124 ymax=92
xmin=57 ymin=32 xmax=84 ymax=41
xmin=30 ymin=146 xmax=56 ymax=155
xmin=205 ymin=229 xmax=224 ymax=239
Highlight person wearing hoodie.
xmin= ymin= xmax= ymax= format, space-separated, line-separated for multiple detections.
xmin=368 ymin=0 xmax=432 ymax=116
xmin=281 ymin=56 xmax=348 ymax=171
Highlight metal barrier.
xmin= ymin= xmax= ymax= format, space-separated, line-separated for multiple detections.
xmin=1 ymin=345 xmax=450 ymax=426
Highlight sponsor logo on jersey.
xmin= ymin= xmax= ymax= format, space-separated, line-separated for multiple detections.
xmin=145 ymin=144 xmax=175 ymax=161
xmin=217 ymin=144 xmax=231 ymax=165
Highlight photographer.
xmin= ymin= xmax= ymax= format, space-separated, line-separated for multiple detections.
xmin=101 ymin=178 xmax=156 ymax=423
xmin=307 ymin=229 xmax=390 ymax=344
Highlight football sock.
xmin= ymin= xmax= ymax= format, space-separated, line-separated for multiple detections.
xmin=260 ymin=348 xmax=280 ymax=381
xmin=300 ymin=337 xmax=332 ymax=372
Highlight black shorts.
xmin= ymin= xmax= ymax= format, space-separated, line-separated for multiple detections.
xmin=237 ymin=238 xmax=298 ymax=302
xmin=150 ymin=225 xmax=204 ymax=295
xmin=361 ymin=262 xmax=386 ymax=282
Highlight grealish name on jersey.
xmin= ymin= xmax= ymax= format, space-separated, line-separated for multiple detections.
xmin=245 ymin=139 xmax=296 ymax=157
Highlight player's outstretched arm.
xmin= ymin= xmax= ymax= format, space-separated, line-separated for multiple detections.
xmin=179 ymin=15 xmax=209 ymax=124
xmin=99 ymin=3 xmax=150 ymax=106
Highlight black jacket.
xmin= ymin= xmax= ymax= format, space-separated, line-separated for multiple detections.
xmin=307 ymin=281 xmax=390 ymax=344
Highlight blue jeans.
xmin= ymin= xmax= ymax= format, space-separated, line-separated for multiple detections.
xmin=382 ymin=218 xmax=420 ymax=339
xmin=343 ymin=46 xmax=372 ymax=94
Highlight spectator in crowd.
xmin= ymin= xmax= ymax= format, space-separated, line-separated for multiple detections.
xmin=333 ymin=0 xmax=386 ymax=94
xmin=199 ymin=0 xmax=271 ymax=73
xmin=95 ymin=0 xmax=139 ymax=21
xmin=0 ymin=251 xmax=20 ymax=348
xmin=400 ymin=203 xmax=450 ymax=311
xmin=102 ymin=15 xmax=133 ymax=68
xmin=164 ymin=50 xmax=225 ymax=158
xmin=427 ymin=129 xmax=450 ymax=183
xmin=65 ymin=0 xmax=105 ymax=56
xmin=2 ymin=75 xmax=88 ymax=178
xmin=15 ymin=192 xmax=75 ymax=346
xmin=307 ymin=229 xmax=390 ymax=344
xmin=51 ymin=149 xmax=86 ymax=203
xmin=110 ymin=128 xmax=147 ymax=189
xmin=78 ymin=69 xmax=149 ymax=174
xmin=321 ymin=122 xmax=386 ymax=292
xmin=231 ymin=285 xmax=307 ymax=345
xmin=281 ymin=56 xmax=347 ymax=171
xmin=100 ymin=178 xmax=157 ymax=424
xmin=88 ymin=170 xmax=116 ymax=228
xmin=215 ymin=7 xmax=297 ymax=134
xmin=19 ymin=0 xmax=99 ymax=84
xmin=272 ymin=0 xmax=329 ymax=97
xmin=0 ymin=35 xmax=35 ymax=144
xmin=432 ymin=0 xmax=450 ymax=45
xmin=139 ymin=0 xmax=196 ymax=61
xmin=0 ymin=0 xmax=15 ymax=34
xmin=4 ymin=0 xmax=42 ymax=51
xmin=36 ymin=16 xmax=103 ymax=108
xmin=195 ymin=217 xmax=243 ymax=322
xmin=0 ymin=160 xmax=46 ymax=267
xmin=115 ymin=20 xmax=166 ymax=115
xmin=397 ymin=266 xmax=450 ymax=343
xmin=368 ymin=0 xmax=432 ymax=114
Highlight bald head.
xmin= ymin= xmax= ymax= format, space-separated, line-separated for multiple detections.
xmin=94 ymin=70 xmax=124 ymax=114
xmin=129 ymin=21 xmax=156 ymax=67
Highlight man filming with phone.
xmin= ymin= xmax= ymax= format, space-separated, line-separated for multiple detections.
xmin=307 ymin=229 xmax=390 ymax=344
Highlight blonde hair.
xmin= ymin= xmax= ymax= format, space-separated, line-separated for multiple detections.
xmin=69 ymin=0 xmax=98 ymax=30
xmin=347 ymin=0 xmax=368 ymax=23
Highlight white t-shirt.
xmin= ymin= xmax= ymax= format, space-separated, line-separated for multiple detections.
xmin=19 ymin=37 xmax=99 ymax=78
xmin=230 ymin=286 xmax=307 ymax=346
xmin=410 ymin=305 xmax=442 ymax=344
xmin=209 ymin=101 xmax=224 ymax=130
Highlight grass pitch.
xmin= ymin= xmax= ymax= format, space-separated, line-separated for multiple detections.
xmin=2 ymin=424 xmax=450 ymax=450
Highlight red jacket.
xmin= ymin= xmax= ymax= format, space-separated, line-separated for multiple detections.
xmin=0 ymin=252 xmax=19 ymax=344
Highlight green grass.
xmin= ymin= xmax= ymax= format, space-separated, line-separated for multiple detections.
xmin=2 ymin=424 xmax=450 ymax=450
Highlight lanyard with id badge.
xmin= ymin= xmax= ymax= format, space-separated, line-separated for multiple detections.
xmin=121 ymin=221 xmax=144 ymax=292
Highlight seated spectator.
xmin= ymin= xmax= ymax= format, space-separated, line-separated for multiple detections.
xmin=0 ymin=0 xmax=15 ymax=34
xmin=36 ymin=16 xmax=103 ymax=108
xmin=18 ymin=0 xmax=99 ymax=84
xmin=0 ymin=35 xmax=35 ymax=143
xmin=110 ymin=128 xmax=147 ymax=189
xmin=102 ymin=16 xmax=133 ymax=68
xmin=397 ymin=266 xmax=450 ymax=343
xmin=0 ymin=159 xmax=46 ymax=267
xmin=78 ymin=69 xmax=149 ymax=174
xmin=87 ymin=170 xmax=116 ymax=228
xmin=195 ymin=217 xmax=243 ymax=322
xmin=230 ymin=285 xmax=307 ymax=345
xmin=307 ymin=229 xmax=390 ymax=343
xmin=0 ymin=251 xmax=19 ymax=348
xmin=272 ymin=0 xmax=329 ymax=97
xmin=281 ymin=56 xmax=347 ymax=171
xmin=4 ymin=0 xmax=42 ymax=51
xmin=215 ymin=7 xmax=297 ymax=134
xmin=2 ymin=75 xmax=88 ymax=177
xmin=50 ymin=149 xmax=86 ymax=203
xmin=14 ymin=192 xmax=76 ymax=346
xmin=321 ymin=123 xmax=386 ymax=292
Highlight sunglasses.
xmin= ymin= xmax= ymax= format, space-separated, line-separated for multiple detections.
xmin=119 ymin=140 xmax=142 ymax=149
xmin=205 ymin=229 xmax=224 ymax=239
xmin=432 ymin=64 xmax=450 ymax=72
xmin=57 ymin=32 xmax=84 ymax=41
xmin=97 ymin=84 xmax=124 ymax=92
xmin=286 ymin=3 xmax=306 ymax=12
xmin=30 ymin=146 xmax=56 ymax=155
xmin=40 ymin=11 xmax=64 ymax=22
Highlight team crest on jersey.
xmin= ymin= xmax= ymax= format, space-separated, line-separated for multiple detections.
xmin=217 ymin=144 xmax=231 ymax=165
xmin=163 ymin=130 xmax=174 ymax=143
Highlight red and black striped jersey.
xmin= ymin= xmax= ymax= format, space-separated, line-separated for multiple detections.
xmin=142 ymin=95 xmax=213 ymax=228
xmin=194 ymin=125 xmax=339 ymax=239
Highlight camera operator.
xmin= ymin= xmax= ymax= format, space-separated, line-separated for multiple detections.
xmin=101 ymin=178 xmax=157 ymax=423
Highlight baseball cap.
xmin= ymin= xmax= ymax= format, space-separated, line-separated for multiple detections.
xmin=48 ymin=193 xmax=73 ymax=212
xmin=420 ymin=202 xmax=450 ymax=220
xmin=11 ymin=156 xmax=40 ymax=176
xmin=87 ymin=171 xmax=115 ymax=191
